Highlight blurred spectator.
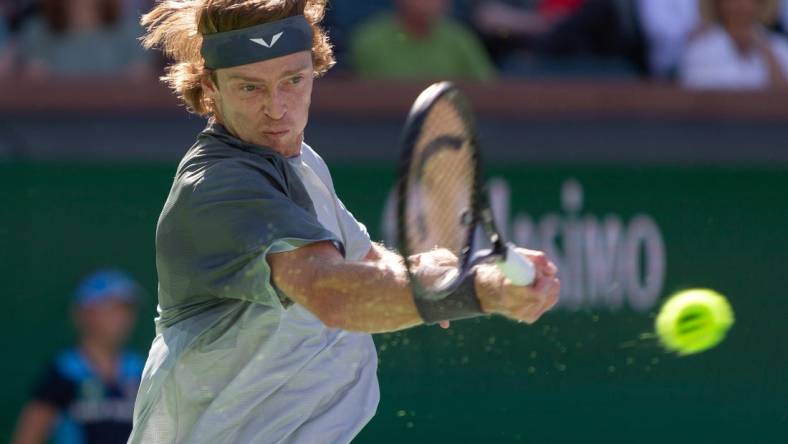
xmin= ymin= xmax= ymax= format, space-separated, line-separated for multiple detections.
xmin=782 ymin=0 xmax=788 ymax=32
xmin=534 ymin=1 xmax=641 ymax=59
xmin=1 ymin=10 xmax=10 ymax=75
xmin=473 ymin=0 xmax=585 ymax=41
xmin=1 ymin=1 xmax=42 ymax=77
xmin=16 ymin=0 xmax=152 ymax=79
xmin=122 ymin=0 xmax=153 ymax=16
xmin=636 ymin=0 xmax=701 ymax=77
xmin=539 ymin=0 xmax=586 ymax=21
xmin=320 ymin=0 xmax=390 ymax=70
xmin=12 ymin=270 xmax=144 ymax=444
xmin=471 ymin=0 xmax=645 ymax=77
xmin=3 ymin=0 xmax=39 ymax=29
xmin=350 ymin=0 xmax=496 ymax=81
xmin=471 ymin=0 xmax=554 ymax=63
xmin=679 ymin=0 xmax=788 ymax=90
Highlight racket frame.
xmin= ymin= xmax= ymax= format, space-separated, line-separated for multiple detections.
xmin=397 ymin=82 xmax=510 ymax=299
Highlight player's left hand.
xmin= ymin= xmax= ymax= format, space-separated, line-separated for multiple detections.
xmin=475 ymin=247 xmax=560 ymax=324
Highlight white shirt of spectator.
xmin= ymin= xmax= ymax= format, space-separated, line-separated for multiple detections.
xmin=637 ymin=0 xmax=701 ymax=76
xmin=679 ymin=25 xmax=788 ymax=90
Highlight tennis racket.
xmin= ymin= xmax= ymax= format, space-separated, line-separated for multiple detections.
xmin=397 ymin=82 xmax=535 ymax=319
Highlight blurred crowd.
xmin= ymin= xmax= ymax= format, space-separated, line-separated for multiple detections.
xmin=1 ymin=0 xmax=788 ymax=89
xmin=0 ymin=0 xmax=154 ymax=80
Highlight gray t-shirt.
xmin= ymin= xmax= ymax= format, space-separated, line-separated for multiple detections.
xmin=128 ymin=123 xmax=379 ymax=444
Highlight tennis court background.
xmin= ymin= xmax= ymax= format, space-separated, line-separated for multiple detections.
xmin=2 ymin=96 xmax=787 ymax=443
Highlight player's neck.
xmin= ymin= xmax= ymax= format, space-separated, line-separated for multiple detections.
xmin=80 ymin=339 xmax=119 ymax=382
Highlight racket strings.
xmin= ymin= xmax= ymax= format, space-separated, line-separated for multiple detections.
xmin=404 ymin=97 xmax=476 ymax=263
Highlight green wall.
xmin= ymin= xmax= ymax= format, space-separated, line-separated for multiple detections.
xmin=1 ymin=163 xmax=786 ymax=443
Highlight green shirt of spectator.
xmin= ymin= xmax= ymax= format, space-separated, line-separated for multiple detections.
xmin=350 ymin=11 xmax=496 ymax=81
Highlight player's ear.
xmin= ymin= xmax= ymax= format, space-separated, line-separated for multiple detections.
xmin=201 ymin=70 xmax=219 ymax=98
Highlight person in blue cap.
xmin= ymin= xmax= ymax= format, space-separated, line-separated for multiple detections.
xmin=11 ymin=269 xmax=145 ymax=444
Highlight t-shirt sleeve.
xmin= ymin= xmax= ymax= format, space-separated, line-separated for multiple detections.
xmin=335 ymin=197 xmax=373 ymax=261
xmin=299 ymin=146 xmax=372 ymax=260
xmin=158 ymin=159 xmax=342 ymax=308
xmin=30 ymin=362 xmax=75 ymax=410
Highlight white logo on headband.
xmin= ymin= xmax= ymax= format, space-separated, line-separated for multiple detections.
xmin=250 ymin=32 xmax=284 ymax=48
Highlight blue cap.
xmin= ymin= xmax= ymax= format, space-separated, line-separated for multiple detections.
xmin=74 ymin=269 xmax=141 ymax=307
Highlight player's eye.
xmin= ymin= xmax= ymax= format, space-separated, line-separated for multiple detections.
xmin=241 ymin=84 xmax=258 ymax=92
xmin=290 ymin=75 xmax=303 ymax=85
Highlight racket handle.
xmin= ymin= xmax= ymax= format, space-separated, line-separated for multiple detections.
xmin=497 ymin=244 xmax=536 ymax=286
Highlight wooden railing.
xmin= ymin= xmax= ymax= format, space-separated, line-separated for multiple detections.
xmin=2 ymin=76 xmax=788 ymax=119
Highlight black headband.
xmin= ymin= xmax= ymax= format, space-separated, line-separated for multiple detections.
xmin=200 ymin=15 xmax=313 ymax=70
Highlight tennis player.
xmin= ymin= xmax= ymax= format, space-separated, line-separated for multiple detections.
xmin=130 ymin=1 xmax=560 ymax=443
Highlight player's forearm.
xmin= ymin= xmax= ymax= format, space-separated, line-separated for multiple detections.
xmin=312 ymin=246 xmax=479 ymax=332
xmin=310 ymin=257 xmax=424 ymax=333
xmin=271 ymin=241 xmax=422 ymax=332
xmin=271 ymin=243 xmax=463 ymax=332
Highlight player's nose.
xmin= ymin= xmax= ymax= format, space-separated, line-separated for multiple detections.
xmin=264 ymin=91 xmax=288 ymax=120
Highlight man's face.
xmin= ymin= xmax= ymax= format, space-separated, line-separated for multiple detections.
xmin=204 ymin=51 xmax=314 ymax=157
xmin=75 ymin=299 xmax=136 ymax=349
xmin=717 ymin=0 xmax=761 ymax=28
xmin=397 ymin=0 xmax=449 ymax=22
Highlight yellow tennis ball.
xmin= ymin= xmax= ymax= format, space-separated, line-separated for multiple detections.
xmin=655 ymin=289 xmax=734 ymax=356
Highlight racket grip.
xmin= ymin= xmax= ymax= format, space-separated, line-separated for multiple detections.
xmin=497 ymin=244 xmax=536 ymax=286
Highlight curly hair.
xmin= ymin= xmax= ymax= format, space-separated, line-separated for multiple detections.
xmin=141 ymin=0 xmax=334 ymax=115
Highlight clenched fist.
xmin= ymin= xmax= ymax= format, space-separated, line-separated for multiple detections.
xmin=476 ymin=248 xmax=560 ymax=324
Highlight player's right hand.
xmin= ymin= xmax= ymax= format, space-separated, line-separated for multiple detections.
xmin=475 ymin=249 xmax=560 ymax=324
